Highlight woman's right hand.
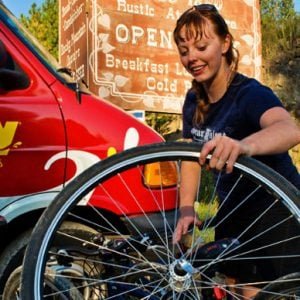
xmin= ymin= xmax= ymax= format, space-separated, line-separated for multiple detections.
xmin=173 ymin=206 xmax=201 ymax=244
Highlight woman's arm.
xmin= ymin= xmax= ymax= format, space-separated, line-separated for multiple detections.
xmin=179 ymin=160 xmax=201 ymax=207
xmin=199 ymin=107 xmax=300 ymax=173
xmin=173 ymin=160 xmax=201 ymax=243
xmin=242 ymin=107 xmax=300 ymax=156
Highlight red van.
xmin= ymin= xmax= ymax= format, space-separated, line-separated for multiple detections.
xmin=0 ymin=3 xmax=176 ymax=296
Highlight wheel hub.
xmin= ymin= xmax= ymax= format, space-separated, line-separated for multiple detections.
xmin=169 ymin=259 xmax=197 ymax=292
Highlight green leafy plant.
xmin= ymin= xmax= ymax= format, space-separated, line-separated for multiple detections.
xmin=20 ymin=0 xmax=58 ymax=59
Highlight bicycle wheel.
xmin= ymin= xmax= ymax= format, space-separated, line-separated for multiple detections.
xmin=7 ymin=266 xmax=83 ymax=300
xmin=254 ymin=272 xmax=300 ymax=299
xmin=21 ymin=142 xmax=300 ymax=300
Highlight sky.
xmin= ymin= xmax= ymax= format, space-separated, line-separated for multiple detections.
xmin=3 ymin=0 xmax=300 ymax=17
xmin=295 ymin=0 xmax=300 ymax=12
xmin=3 ymin=0 xmax=44 ymax=17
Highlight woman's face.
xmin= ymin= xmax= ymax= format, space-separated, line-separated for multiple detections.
xmin=177 ymin=20 xmax=229 ymax=84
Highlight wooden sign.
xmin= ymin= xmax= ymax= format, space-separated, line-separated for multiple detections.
xmin=59 ymin=0 xmax=262 ymax=113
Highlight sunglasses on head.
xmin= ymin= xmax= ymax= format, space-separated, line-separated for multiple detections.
xmin=194 ymin=4 xmax=218 ymax=12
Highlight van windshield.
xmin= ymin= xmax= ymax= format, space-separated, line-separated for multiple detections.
xmin=0 ymin=3 xmax=74 ymax=84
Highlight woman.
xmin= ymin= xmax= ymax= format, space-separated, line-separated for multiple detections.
xmin=172 ymin=4 xmax=300 ymax=299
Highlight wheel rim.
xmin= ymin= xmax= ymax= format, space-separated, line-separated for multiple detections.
xmin=22 ymin=142 xmax=300 ymax=300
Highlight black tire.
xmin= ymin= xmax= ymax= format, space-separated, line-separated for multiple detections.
xmin=21 ymin=142 xmax=300 ymax=299
xmin=50 ymin=221 xmax=103 ymax=299
xmin=254 ymin=272 xmax=300 ymax=299
xmin=0 ymin=229 xmax=32 ymax=296
xmin=1 ymin=222 xmax=99 ymax=300
xmin=3 ymin=265 xmax=83 ymax=300
xmin=2 ymin=266 xmax=22 ymax=300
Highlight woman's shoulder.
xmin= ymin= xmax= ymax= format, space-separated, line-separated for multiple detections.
xmin=231 ymin=73 xmax=281 ymax=104
xmin=182 ymin=89 xmax=198 ymax=116
xmin=183 ymin=89 xmax=198 ymax=109
xmin=185 ymin=88 xmax=197 ymax=101
xmin=230 ymin=73 xmax=284 ymax=127
xmin=232 ymin=73 xmax=262 ymax=89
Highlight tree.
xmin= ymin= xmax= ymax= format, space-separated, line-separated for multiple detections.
xmin=260 ymin=0 xmax=297 ymax=58
xmin=260 ymin=0 xmax=295 ymax=19
xmin=20 ymin=0 xmax=58 ymax=59
xmin=260 ymin=0 xmax=300 ymax=118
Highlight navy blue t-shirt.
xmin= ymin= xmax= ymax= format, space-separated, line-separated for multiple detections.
xmin=182 ymin=73 xmax=300 ymax=189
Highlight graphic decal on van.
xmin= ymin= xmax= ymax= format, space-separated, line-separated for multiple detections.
xmin=0 ymin=127 xmax=140 ymax=198
xmin=0 ymin=121 xmax=22 ymax=156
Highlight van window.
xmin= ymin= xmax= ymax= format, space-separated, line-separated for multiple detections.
xmin=0 ymin=40 xmax=30 ymax=92
xmin=0 ymin=4 xmax=75 ymax=86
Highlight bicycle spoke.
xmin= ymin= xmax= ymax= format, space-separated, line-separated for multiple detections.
xmin=21 ymin=142 xmax=300 ymax=300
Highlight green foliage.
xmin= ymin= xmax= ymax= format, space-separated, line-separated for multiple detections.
xmin=260 ymin=0 xmax=298 ymax=59
xmin=260 ymin=0 xmax=295 ymax=20
xmin=198 ymin=169 xmax=218 ymax=205
xmin=20 ymin=0 xmax=58 ymax=59
xmin=146 ymin=112 xmax=179 ymax=137
xmin=260 ymin=0 xmax=300 ymax=118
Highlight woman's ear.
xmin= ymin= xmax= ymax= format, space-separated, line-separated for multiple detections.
xmin=222 ymin=34 xmax=231 ymax=54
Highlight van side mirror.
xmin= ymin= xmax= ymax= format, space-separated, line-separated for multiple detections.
xmin=0 ymin=40 xmax=30 ymax=92
xmin=0 ymin=68 xmax=30 ymax=92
